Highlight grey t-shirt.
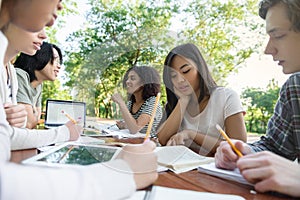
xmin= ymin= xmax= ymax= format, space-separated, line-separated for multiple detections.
xmin=16 ymin=68 xmax=42 ymax=108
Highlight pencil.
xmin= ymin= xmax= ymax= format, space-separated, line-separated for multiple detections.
xmin=58 ymin=145 xmax=75 ymax=163
xmin=144 ymin=93 xmax=161 ymax=142
xmin=216 ymin=124 xmax=243 ymax=157
xmin=61 ymin=110 xmax=77 ymax=124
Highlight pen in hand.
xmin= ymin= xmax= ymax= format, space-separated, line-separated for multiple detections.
xmin=216 ymin=124 xmax=243 ymax=157
xmin=61 ymin=110 xmax=77 ymax=124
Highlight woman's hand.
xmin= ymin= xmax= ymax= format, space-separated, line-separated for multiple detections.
xmin=116 ymin=120 xmax=127 ymax=129
xmin=166 ymin=130 xmax=196 ymax=146
xmin=111 ymin=93 xmax=124 ymax=105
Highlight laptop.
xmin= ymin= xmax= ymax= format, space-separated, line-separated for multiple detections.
xmin=44 ymin=99 xmax=86 ymax=129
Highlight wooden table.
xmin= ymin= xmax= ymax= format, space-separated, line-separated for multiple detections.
xmin=10 ymin=139 xmax=296 ymax=200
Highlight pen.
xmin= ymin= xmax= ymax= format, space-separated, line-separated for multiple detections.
xmin=216 ymin=124 xmax=243 ymax=157
xmin=61 ymin=110 xmax=77 ymax=124
xmin=144 ymin=93 xmax=161 ymax=142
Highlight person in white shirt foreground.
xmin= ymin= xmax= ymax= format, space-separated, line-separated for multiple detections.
xmin=0 ymin=0 xmax=158 ymax=199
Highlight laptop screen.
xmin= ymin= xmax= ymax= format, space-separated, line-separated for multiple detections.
xmin=44 ymin=99 xmax=86 ymax=128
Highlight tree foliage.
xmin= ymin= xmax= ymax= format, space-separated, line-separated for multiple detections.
xmin=182 ymin=0 xmax=263 ymax=85
xmin=241 ymin=79 xmax=280 ymax=133
xmin=62 ymin=0 xmax=261 ymax=118
xmin=42 ymin=81 xmax=72 ymax=111
xmin=65 ymin=0 xmax=178 ymax=117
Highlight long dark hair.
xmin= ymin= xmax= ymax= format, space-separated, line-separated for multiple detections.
xmin=163 ymin=43 xmax=217 ymax=117
xmin=122 ymin=66 xmax=161 ymax=103
xmin=14 ymin=42 xmax=62 ymax=82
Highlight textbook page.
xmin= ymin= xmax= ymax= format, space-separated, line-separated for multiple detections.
xmin=155 ymin=146 xmax=214 ymax=174
xmin=197 ymin=162 xmax=253 ymax=186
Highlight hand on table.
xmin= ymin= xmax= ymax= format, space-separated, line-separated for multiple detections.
xmin=166 ymin=130 xmax=195 ymax=146
xmin=116 ymin=120 xmax=127 ymax=129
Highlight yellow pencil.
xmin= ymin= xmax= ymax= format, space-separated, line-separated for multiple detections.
xmin=216 ymin=124 xmax=243 ymax=157
xmin=61 ymin=110 xmax=77 ymax=124
xmin=144 ymin=93 xmax=161 ymax=142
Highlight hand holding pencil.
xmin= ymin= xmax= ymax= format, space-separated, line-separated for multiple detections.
xmin=62 ymin=110 xmax=82 ymax=141
xmin=216 ymin=124 xmax=243 ymax=157
xmin=61 ymin=110 xmax=77 ymax=124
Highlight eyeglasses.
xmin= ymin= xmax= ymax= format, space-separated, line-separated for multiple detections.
xmin=53 ymin=56 xmax=61 ymax=65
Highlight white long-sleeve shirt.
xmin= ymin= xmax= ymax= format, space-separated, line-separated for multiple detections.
xmin=0 ymin=31 xmax=136 ymax=200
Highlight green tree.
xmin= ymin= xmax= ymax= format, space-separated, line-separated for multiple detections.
xmin=182 ymin=0 xmax=263 ymax=85
xmin=62 ymin=0 xmax=263 ymax=118
xmin=241 ymin=79 xmax=280 ymax=133
xmin=42 ymin=81 xmax=72 ymax=111
xmin=65 ymin=0 xmax=177 ymax=117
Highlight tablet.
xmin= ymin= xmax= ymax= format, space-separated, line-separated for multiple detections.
xmin=22 ymin=142 xmax=121 ymax=167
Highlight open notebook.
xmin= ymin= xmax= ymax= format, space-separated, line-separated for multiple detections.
xmin=44 ymin=99 xmax=86 ymax=129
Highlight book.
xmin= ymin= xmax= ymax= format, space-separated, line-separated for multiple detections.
xmin=126 ymin=186 xmax=245 ymax=200
xmin=197 ymin=162 xmax=253 ymax=186
xmin=155 ymin=146 xmax=214 ymax=174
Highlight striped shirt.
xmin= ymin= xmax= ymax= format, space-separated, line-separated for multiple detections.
xmin=127 ymin=96 xmax=162 ymax=137
xmin=249 ymin=72 xmax=300 ymax=162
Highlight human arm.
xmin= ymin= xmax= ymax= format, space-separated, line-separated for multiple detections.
xmin=237 ymin=151 xmax=300 ymax=197
xmin=15 ymin=68 xmax=42 ymax=129
xmin=10 ymin=121 xmax=81 ymax=150
xmin=1 ymin=141 xmax=157 ymax=200
xmin=18 ymin=103 xmax=40 ymax=129
xmin=249 ymin=74 xmax=300 ymax=160
xmin=111 ymin=93 xmax=151 ymax=134
xmin=4 ymin=103 xmax=27 ymax=128
xmin=166 ymin=112 xmax=247 ymax=155
xmin=0 ymin=160 xmax=136 ymax=200
xmin=0 ymin=102 xmax=13 ymax=162
xmin=157 ymin=96 xmax=190 ymax=145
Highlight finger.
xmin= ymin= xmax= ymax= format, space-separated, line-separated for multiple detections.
xmin=3 ymin=102 xmax=13 ymax=108
xmin=166 ymin=139 xmax=172 ymax=146
xmin=240 ymin=166 xmax=269 ymax=184
xmin=142 ymin=140 xmax=156 ymax=151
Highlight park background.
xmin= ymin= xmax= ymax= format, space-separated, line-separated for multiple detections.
xmin=41 ymin=0 xmax=289 ymax=134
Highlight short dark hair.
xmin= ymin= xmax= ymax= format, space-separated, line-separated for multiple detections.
xmin=14 ymin=42 xmax=62 ymax=82
xmin=122 ymin=66 xmax=161 ymax=102
xmin=259 ymin=0 xmax=300 ymax=32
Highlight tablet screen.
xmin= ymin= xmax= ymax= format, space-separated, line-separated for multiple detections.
xmin=23 ymin=143 xmax=120 ymax=166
